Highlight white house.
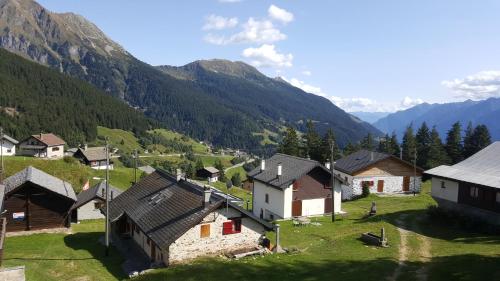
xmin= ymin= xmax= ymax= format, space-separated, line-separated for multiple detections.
xmin=18 ymin=133 xmax=65 ymax=159
xmin=333 ymin=150 xmax=423 ymax=200
xmin=247 ymin=153 xmax=345 ymax=220
xmin=0 ymin=134 xmax=18 ymax=156
xmin=108 ymin=170 xmax=273 ymax=267
xmin=71 ymin=182 xmax=122 ymax=221
xmin=425 ymin=142 xmax=500 ymax=225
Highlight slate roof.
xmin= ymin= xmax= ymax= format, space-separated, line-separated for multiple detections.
xmin=201 ymin=167 xmax=219 ymax=174
xmin=138 ymin=166 xmax=156 ymax=174
xmin=0 ymin=185 xmax=5 ymax=212
xmin=425 ymin=141 xmax=500 ymax=189
xmin=109 ymin=170 xmax=271 ymax=251
xmin=30 ymin=133 xmax=65 ymax=146
xmin=3 ymin=166 xmax=76 ymax=200
xmin=334 ymin=150 xmax=422 ymax=175
xmin=0 ymin=134 xmax=18 ymax=144
xmin=77 ymin=147 xmax=107 ymax=161
xmin=247 ymin=153 xmax=341 ymax=189
xmin=72 ymin=182 xmax=122 ymax=210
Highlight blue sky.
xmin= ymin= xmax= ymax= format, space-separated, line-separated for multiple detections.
xmin=38 ymin=0 xmax=500 ymax=112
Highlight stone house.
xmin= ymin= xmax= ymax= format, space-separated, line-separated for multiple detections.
xmin=18 ymin=133 xmax=65 ymax=159
xmin=73 ymin=146 xmax=113 ymax=170
xmin=425 ymin=142 xmax=500 ymax=225
xmin=71 ymin=182 xmax=122 ymax=221
xmin=247 ymin=153 xmax=345 ymax=220
xmin=0 ymin=134 xmax=18 ymax=156
xmin=333 ymin=150 xmax=423 ymax=200
xmin=108 ymin=170 xmax=272 ymax=266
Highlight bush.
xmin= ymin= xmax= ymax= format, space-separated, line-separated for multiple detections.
xmin=63 ymin=156 xmax=77 ymax=164
xmin=361 ymin=183 xmax=371 ymax=198
xmin=230 ymin=157 xmax=246 ymax=165
xmin=231 ymin=173 xmax=242 ymax=187
xmin=243 ymin=161 xmax=259 ymax=172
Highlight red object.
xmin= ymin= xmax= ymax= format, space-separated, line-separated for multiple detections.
xmin=222 ymin=219 xmax=242 ymax=235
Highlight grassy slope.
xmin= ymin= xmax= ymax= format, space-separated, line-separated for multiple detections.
xmin=149 ymin=129 xmax=209 ymax=154
xmin=96 ymin=126 xmax=142 ymax=155
xmin=252 ymin=129 xmax=278 ymax=146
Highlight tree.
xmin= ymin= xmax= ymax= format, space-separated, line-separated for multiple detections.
xmin=343 ymin=142 xmax=360 ymax=156
xmin=319 ymin=128 xmax=340 ymax=163
xmin=214 ymin=159 xmax=225 ymax=181
xmin=304 ymin=120 xmax=322 ymax=161
xmin=463 ymin=123 xmax=492 ymax=158
xmin=389 ymin=132 xmax=401 ymax=158
xmin=426 ymin=127 xmax=450 ymax=168
xmin=279 ymin=127 xmax=301 ymax=156
xmin=231 ymin=173 xmax=242 ymax=187
xmin=415 ymin=122 xmax=431 ymax=169
xmin=360 ymin=133 xmax=375 ymax=151
xmin=195 ymin=158 xmax=204 ymax=172
xmin=401 ymin=124 xmax=416 ymax=163
xmin=463 ymin=122 xmax=475 ymax=159
xmin=445 ymin=122 xmax=463 ymax=164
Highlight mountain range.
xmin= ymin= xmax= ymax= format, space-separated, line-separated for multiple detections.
xmin=349 ymin=111 xmax=390 ymax=124
xmin=373 ymin=98 xmax=500 ymax=140
xmin=0 ymin=0 xmax=380 ymax=150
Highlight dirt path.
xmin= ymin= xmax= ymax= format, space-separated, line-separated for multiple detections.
xmin=387 ymin=214 xmax=431 ymax=281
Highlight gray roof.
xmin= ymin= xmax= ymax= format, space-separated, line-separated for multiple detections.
xmin=77 ymin=147 xmax=107 ymax=161
xmin=248 ymin=153 xmax=339 ymax=189
xmin=138 ymin=166 xmax=156 ymax=174
xmin=0 ymin=134 xmax=18 ymax=145
xmin=334 ymin=150 xmax=422 ymax=175
xmin=109 ymin=170 xmax=271 ymax=250
xmin=3 ymin=166 xmax=76 ymax=200
xmin=425 ymin=141 xmax=500 ymax=189
xmin=0 ymin=185 xmax=5 ymax=212
xmin=202 ymin=167 xmax=219 ymax=174
xmin=73 ymin=182 xmax=122 ymax=210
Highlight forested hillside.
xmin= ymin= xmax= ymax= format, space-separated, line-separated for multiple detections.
xmin=0 ymin=48 xmax=150 ymax=145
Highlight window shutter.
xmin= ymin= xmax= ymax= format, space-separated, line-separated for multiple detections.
xmin=222 ymin=221 xmax=233 ymax=235
xmin=200 ymin=224 xmax=210 ymax=238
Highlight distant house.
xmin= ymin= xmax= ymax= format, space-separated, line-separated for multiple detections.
xmin=18 ymin=133 xmax=65 ymax=159
xmin=139 ymin=165 xmax=156 ymax=175
xmin=2 ymin=166 xmax=76 ymax=232
xmin=196 ymin=167 xmax=219 ymax=183
xmin=0 ymin=134 xmax=18 ymax=156
xmin=426 ymin=142 xmax=500 ymax=225
xmin=71 ymin=182 xmax=122 ymax=221
xmin=73 ymin=146 xmax=113 ymax=170
xmin=333 ymin=150 xmax=423 ymax=200
xmin=109 ymin=170 xmax=272 ymax=266
xmin=247 ymin=153 xmax=345 ymax=220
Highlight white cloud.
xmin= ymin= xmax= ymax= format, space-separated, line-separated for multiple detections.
xmin=442 ymin=70 xmax=500 ymax=100
xmin=205 ymin=18 xmax=286 ymax=45
xmin=268 ymin=5 xmax=294 ymax=24
xmin=280 ymin=76 xmax=325 ymax=96
xmin=330 ymin=96 xmax=424 ymax=112
xmin=302 ymin=70 xmax=312 ymax=76
xmin=242 ymin=44 xmax=293 ymax=68
xmin=202 ymin=15 xmax=238 ymax=31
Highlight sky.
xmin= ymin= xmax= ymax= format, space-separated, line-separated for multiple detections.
xmin=38 ymin=0 xmax=500 ymax=113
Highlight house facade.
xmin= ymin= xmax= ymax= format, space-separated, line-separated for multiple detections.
xmin=18 ymin=133 xmax=65 ymax=159
xmin=73 ymin=146 xmax=113 ymax=170
xmin=2 ymin=166 xmax=76 ymax=232
xmin=248 ymin=153 xmax=344 ymax=220
xmin=0 ymin=134 xmax=18 ymax=156
xmin=426 ymin=142 xmax=500 ymax=225
xmin=196 ymin=167 xmax=219 ymax=183
xmin=109 ymin=170 xmax=272 ymax=266
xmin=71 ymin=182 xmax=122 ymax=221
xmin=333 ymin=150 xmax=423 ymax=200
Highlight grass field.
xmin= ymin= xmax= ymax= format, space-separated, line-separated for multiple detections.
xmin=198 ymin=155 xmax=234 ymax=168
xmin=96 ymin=126 xmax=143 ymax=155
xmin=225 ymin=166 xmax=247 ymax=181
xmin=3 ymin=182 xmax=500 ymax=281
xmin=148 ymin=129 xmax=209 ymax=154
xmin=252 ymin=129 xmax=279 ymax=146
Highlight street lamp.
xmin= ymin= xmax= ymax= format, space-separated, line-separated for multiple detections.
xmin=330 ymin=139 xmax=335 ymax=222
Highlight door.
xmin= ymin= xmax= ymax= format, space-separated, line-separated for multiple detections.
xmin=292 ymin=200 xmax=302 ymax=217
xmin=324 ymin=198 xmax=332 ymax=214
xmin=377 ymin=180 xmax=384 ymax=193
xmin=403 ymin=176 xmax=410 ymax=192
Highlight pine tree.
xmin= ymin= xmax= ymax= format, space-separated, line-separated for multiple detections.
xmin=278 ymin=127 xmax=301 ymax=156
xmin=360 ymin=133 xmax=375 ymax=151
xmin=445 ymin=122 xmax=463 ymax=164
xmin=195 ymin=158 xmax=204 ymax=171
xmin=427 ymin=127 xmax=450 ymax=168
xmin=343 ymin=142 xmax=360 ymax=156
xmin=390 ymin=132 xmax=401 ymax=158
xmin=415 ymin=122 xmax=431 ymax=169
xmin=378 ymin=134 xmax=391 ymax=153
xmin=463 ymin=122 xmax=475 ymax=159
xmin=401 ymin=124 xmax=416 ymax=163
xmin=319 ymin=128 xmax=340 ymax=163
xmin=231 ymin=173 xmax=242 ymax=187
xmin=304 ymin=120 xmax=322 ymax=161
xmin=473 ymin=124 xmax=492 ymax=153
xmin=214 ymin=159 xmax=225 ymax=182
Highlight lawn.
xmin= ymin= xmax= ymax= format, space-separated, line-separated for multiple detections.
xmin=252 ymin=129 xmax=279 ymax=146
xmin=148 ymin=128 xmax=209 ymax=154
xmin=198 ymin=155 xmax=234 ymax=168
xmin=225 ymin=166 xmax=247 ymax=181
xmin=96 ymin=126 xmax=143 ymax=155
xmin=3 ymin=182 xmax=500 ymax=281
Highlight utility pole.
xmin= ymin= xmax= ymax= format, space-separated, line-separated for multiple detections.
xmin=413 ymin=146 xmax=417 ymax=194
xmin=105 ymin=138 xmax=110 ymax=256
xmin=0 ymin=127 xmax=3 ymax=183
xmin=330 ymin=139 xmax=335 ymax=222
xmin=134 ymin=149 xmax=138 ymax=184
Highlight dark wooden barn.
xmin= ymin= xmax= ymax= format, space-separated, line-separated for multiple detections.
xmin=2 ymin=166 xmax=76 ymax=232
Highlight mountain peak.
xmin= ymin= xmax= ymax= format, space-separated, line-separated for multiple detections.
xmin=187 ymin=59 xmax=264 ymax=79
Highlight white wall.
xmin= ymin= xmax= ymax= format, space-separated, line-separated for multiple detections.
xmin=430 ymin=177 xmax=459 ymax=203
xmin=345 ymin=176 xmax=422 ymax=199
xmin=77 ymin=199 xmax=105 ymax=220
xmin=252 ymin=181 xmax=285 ymax=219
xmin=0 ymin=141 xmax=16 ymax=156
xmin=46 ymin=145 xmax=64 ymax=158
xmin=283 ymin=184 xmax=293 ymax=218
xmin=302 ymin=198 xmax=325 ymax=216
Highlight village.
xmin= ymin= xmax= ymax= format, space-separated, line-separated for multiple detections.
xmin=0 ymin=130 xmax=498 ymax=281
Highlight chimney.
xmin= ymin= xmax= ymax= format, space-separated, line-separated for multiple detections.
xmin=176 ymin=169 xmax=182 ymax=182
xmin=203 ymin=185 xmax=212 ymax=208
xmin=84 ymin=144 xmax=88 ymax=151
xmin=325 ymin=162 xmax=331 ymax=170
xmin=39 ymin=133 xmax=43 ymax=140
xmin=370 ymin=152 xmax=374 ymax=161
xmin=277 ymin=163 xmax=282 ymax=177
xmin=260 ymin=159 xmax=266 ymax=171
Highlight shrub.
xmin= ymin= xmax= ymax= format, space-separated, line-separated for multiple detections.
xmin=231 ymin=173 xmax=242 ymax=187
xmin=63 ymin=156 xmax=77 ymax=164
xmin=361 ymin=182 xmax=371 ymax=198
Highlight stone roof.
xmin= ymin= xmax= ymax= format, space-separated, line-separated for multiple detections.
xmin=30 ymin=133 xmax=65 ymax=146
xmin=73 ymin=181 xmax=122 ymax=210
xmin=138 ymin=166 xmax=156 ymax=174
xmin=426 ymin=141 xmax=500 ymax=189
xmin=0 ymin=134 xmax=18 ymax=145
xmin=77 ymin=147 xmax=107 ymax=161
xmin=3 ymin=166 xmax=76 ymax=200
xmin=334 ymin=150 xmax=422 ymax=175
xmin=247 ymin=153 xmax=341 ymax=189
xmin=202 ymin=166 xmax=219 ymax=174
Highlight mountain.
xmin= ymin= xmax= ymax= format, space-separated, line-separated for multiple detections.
xmin=373 ymin=98 xmax=500 ymax=140
xmin=349 ymin=112 xmax=390 ymax=124
xmin=0 ymin=48 xmax=150 ymax=146
xmin=0 ymin=0 xmax=381 ymax=149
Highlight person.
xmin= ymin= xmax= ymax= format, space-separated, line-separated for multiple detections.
xmin=369 ymin=201 xmax=377 ymax=216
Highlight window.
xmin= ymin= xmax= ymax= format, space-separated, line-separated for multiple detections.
xmin=265 ymin=193 xmax=269 ymax=203
xmin=441 ymin=181 xmax=446 ymax=189
xmin=222 ymin=218 xmax=242 ymax=235
xmin=496 ymin=192 xmax=500 ymax=203
xmin=470 ymin=186 xmax=479 ymax=199
xmin=6 ymin=149 xmax=11 ymax=153
xmin=94 ymin=202 xmax=103 ymax=210
xmin=361 ymin=181 xmax=374 ymax=187
xmin=200 ymin=224 xmax=210 ymax=238
xmin=52 ymin=146 xmax=60 ymax=152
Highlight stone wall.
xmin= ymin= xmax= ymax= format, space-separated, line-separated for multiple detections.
xmin=344 ymin=176 xmax=422 ymax=200
xmin=168 ymin=207 xmax=266 ymax=265
xmin=77 ymin=199 xmax=105 ymax=220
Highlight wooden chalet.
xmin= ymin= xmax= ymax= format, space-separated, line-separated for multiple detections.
xmin=196 ymin=167 xmax=219 ymax=183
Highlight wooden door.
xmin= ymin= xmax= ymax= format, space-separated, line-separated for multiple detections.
xmin=403 ymin=176 xmax=410 ymax=192
xmin=292 ymin=200 xmax=302 ymax=217
xmin=324 ymin=198 xmax=332 ymax=214
xmin=377 ymin=180 xmax=384 ymax=193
